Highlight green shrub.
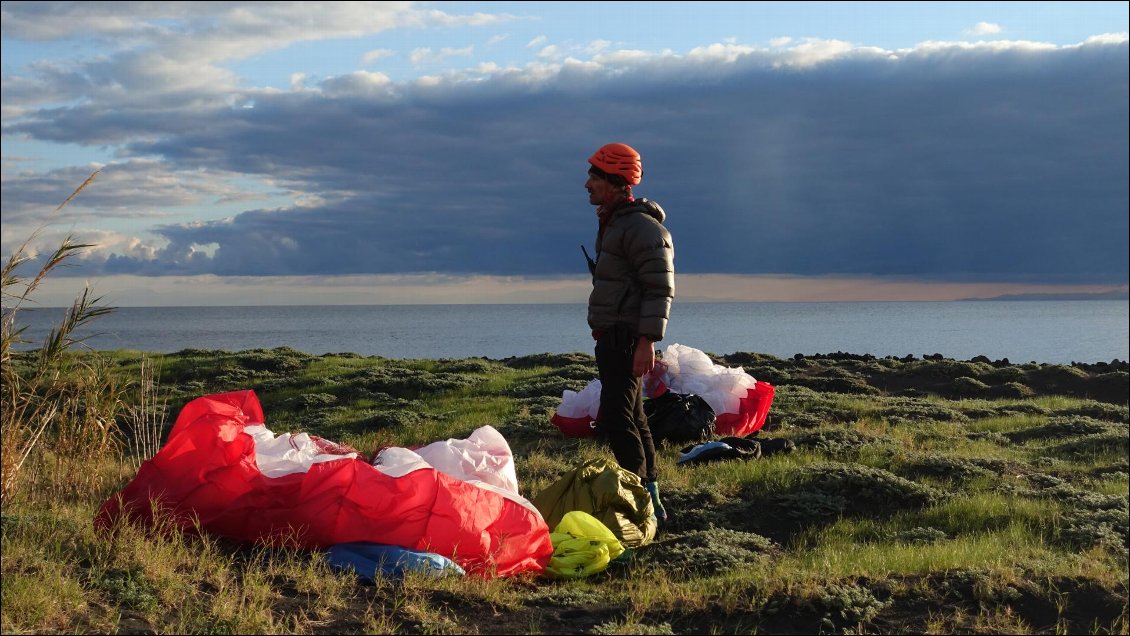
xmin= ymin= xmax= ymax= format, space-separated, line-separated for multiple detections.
xmin=892 ymin=526 xmax=949 ymax=544
xmin=1045 ymin=431 xmax=1129 ymax=460
xmin=982 ymin=366 xmax=1027 ymax=384
xmin=757 ymin=463 xmax=947 ymax=536
xmin=285 ymin=393 xmax=339 ymax=410
xmin=987 ymin=382 xmax=1035 ymax=399
xmin=435 ymin=357 xmax=506 ymax=374
xmin=644 ymin=527 xmax=776 ymax=578
xmin=818 ymin=583 xmax=890 ymax=630
xmin=502 ymin=352 xmax=595 ymax=369
xmin=506 ymin=375 xmax=588 ymax=398
xmin=1054 ymin=400 xmax=1128 ymax=423
xmin=952 ymin=377 xmax=989 ymax=397
xmin=1004 ymin=416 xmax=1117 ymax=443
xmin=237 ymin=348 xmax=311 ymax=373
xmin=95 ymin=567 xmax=159 ymax=613
xmin=901 ymin=455 xmax=998 ymax=482
xmin=348 ymin=367 xmax=481 ymax=397
xmin=795 ymin=377 xmax=882 ymax=396
xmin=791 ymin=429 xmax=893 ymax=457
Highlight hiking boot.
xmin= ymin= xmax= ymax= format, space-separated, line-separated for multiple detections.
xmin=644 ymin=481 xmax=668 ymax=524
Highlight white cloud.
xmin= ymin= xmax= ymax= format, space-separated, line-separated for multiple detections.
xmin=536 ymin=44 xmax=561 ymax=59
xmin=1 ymin=2 xmax=508 ymax=50
xmin=1081 ymin=32 xmax=1130 ymax=45
xmin=965 ymin=21 xmax=1003 ymax=36
xmin=362 ymin=48 xmax=396 ymax=64
xmin=909 ymin=39 xmax=1057 ymax=54
xmin=526 ymin=35 xmax=548 ymax=48
xmin=0 ymin=160 xmax=279 ymax=255
xmin=0 ymin=2 xmax=510 ymax=126
xmin=409 ymin=46 xmax=474 ymax=66
xmin=584 ymin=40 xmax=612 ymax=55
xmin=590 ymin=49 xmax=656 ymax=65
xmin=776 ymin=38 xmax=862 ymax=67
xmin=686 ymin=42 xmax=758 ymax=64
xmin=81 ymin=230 xmax=165 ymax=262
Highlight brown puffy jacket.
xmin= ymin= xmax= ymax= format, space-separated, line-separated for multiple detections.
xmin=587 ymin=198 xmax=675 ymax=341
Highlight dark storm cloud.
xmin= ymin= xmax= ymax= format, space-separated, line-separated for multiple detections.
xmin=7 ymin=40 xmax=1128 ymax=284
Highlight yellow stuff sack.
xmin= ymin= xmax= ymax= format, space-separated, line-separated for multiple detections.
xmin=545 ymin=510 xmax=626 ymax=579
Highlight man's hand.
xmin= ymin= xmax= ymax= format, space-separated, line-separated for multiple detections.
xmin=633 ymin=337 xmax=655 ymax=377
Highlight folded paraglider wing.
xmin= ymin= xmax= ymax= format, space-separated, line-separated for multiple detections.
xmin=551 ymin=344 xmax=774 ymax=438
xmin=550 ymin=379 xmax=602 ymax=437
xmin=96 ymin=390 xmax=553 ymax=578
xmin=660 ymin=344 xmax=774 ymax=437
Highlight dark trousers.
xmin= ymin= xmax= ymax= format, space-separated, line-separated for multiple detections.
xmin=595 ymin=323 xmax=658 ymax=482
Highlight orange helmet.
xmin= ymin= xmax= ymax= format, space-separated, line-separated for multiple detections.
xmin=588 ymin=143 xmax=642 ymax=186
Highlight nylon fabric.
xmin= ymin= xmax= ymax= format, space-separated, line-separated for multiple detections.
xmin=96 ymin=390 xmax=553 ymax=578
xmin=586 ymin=198 xmax=674 ymax=342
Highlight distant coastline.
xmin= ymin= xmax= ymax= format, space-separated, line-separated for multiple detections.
xmin=962 ymin=289 xmax=1129 ymax=301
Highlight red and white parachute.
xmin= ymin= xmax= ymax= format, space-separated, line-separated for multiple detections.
xmin=97 ymin=390 xmax=553 ymax=578
xmin=552 ymin=343 xmax=774 ymax=438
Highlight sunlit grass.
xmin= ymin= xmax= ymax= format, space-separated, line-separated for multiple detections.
xmin=666 ymin=451 xmax=812 ymax=494
xmin=792 ymin=529 xmax=1053 ymax=578
xmin=963 ymin=413 xmax=1048 ymax=434
xmin=1091 ymin=475 xmax=1130 ymax=496
xmin=914 ymin=492 xmax=1058 ymax=535
xmin=421 ymin=394 xmax=516 ymax=430
xmin=2 ymin=241 xmax=1125 ymax=636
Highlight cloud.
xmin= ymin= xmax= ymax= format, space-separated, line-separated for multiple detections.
xmin=584 ymin=40 xmax=612 ymax=55
xmin=1 ymin=2 xmax=508 ymax=47
xmin=536 ymin=44 xmax=562 ymax=60
xmin=409 ymin=46 xmax=475 ymax=66
xmin=1083 ymin=32 xmax=1130 ymax=44
xmin=362 ymin=48 xmax=395 ymax=65
xmin=3 ymin=33 xmax=1127 ymax=288
xmin=2 ymin=160 xmax=269 ymax=220
xmin=318 ymin=71 xmax=394 ymax=97
xmin=1 ymin=2 xmax=509 ymax=121
xmin=0 ymin=160 xmax=288 ymax=262
xmin=965 ymin=21 xmax=1003 ymax=36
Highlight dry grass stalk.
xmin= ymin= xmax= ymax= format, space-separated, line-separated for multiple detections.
xmin=123 ymin=356 xmax=168 ymax=469
xmin=1 ymin=170 xmax=117 ymax=502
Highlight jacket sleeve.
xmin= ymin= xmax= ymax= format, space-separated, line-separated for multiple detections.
xmin=624 ymin=217 xmax=675 ymax=341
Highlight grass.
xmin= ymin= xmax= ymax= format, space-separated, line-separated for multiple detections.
xmin=1 ymin=344 xmax=1126 ymax=634
xmin=1 ymin=192 xmax=1127 ymax=633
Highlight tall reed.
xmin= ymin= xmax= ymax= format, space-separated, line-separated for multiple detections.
xmin=0 ymin=170 xmax=120 ymax=502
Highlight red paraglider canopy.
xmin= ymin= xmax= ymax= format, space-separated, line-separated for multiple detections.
xmin=713 ymin=380 xmax=774 ymax=437
xmin=96 ymin=390 xmax=552 ymax=578
xmin=551 ymin=344 xmax=775 ymax=439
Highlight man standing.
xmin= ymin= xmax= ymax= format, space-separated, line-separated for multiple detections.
xmin=584 ymin=142 xmax=675 ymax=522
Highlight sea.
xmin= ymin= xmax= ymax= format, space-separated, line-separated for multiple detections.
xmin=7 ymin=301 xmax=1129 ymax=364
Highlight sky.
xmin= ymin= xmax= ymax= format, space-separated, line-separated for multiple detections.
xmin=2 ymin=1 xmax=1128 ymax=306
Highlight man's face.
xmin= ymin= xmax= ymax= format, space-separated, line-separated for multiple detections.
xmin=586 ymin=170 xmax=615 ymax=206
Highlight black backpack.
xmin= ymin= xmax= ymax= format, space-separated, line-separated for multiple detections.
xmin=644 ymin=391 xmax=716 ymax=445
